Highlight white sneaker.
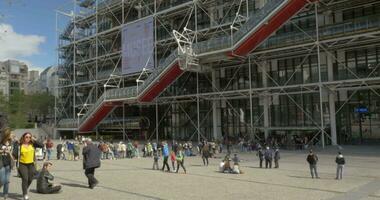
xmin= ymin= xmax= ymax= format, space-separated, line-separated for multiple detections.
xmin=23 ymin=195 xmax=29 ymax=200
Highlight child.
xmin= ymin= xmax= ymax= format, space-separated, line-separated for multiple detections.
xmin=170 ymin=150 xmax=176 ymax=171
xmin=176 ymin=148 xmax=186 ymax=174
xmin=152 ymin=151 xmax=160 ymax=170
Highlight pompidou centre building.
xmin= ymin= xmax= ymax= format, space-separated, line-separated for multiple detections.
xmin=56 ymin=0 xmax=380 ymax=147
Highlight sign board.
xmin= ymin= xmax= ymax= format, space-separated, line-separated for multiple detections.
xmin=354 ymin=107 xmax=369 ymax=114
xmin=122 ymin=17 xmax=154 ymax=75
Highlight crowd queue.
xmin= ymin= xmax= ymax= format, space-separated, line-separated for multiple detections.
xmin=0 ymin=128 xmax=347 ymax=200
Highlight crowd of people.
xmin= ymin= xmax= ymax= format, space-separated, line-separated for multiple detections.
xmin=0 ymin=128 xmax=348 ymax=200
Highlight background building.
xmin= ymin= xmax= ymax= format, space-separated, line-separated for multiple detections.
xmin=27 ymin=66 xmax=59 ymax=97
xmin=29 ymin=70 xmax=39 ymax=82
xmin=56 ymin=0 xmax=380 ymax=146
xmin=0 ymin=60 xmax=28 ymax=97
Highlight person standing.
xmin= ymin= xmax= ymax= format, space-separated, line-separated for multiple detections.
xmin=0 ymin=128 xmax=15 ymax=200
xmin=335 ymin=152 xmax=345 ymax=180
xmin=161 ymin=141 xmax=170 ymax=172
xmin=274 ymin=148 xmax=280 ymax=168
xmin=82 ymin=139 xmax=101 ymax=189
xmin=306 ymin=150 xmax=319 ymax=179
xmin=257 ymin=147 xmax=264 ymax=168
xmin=264 ymin=146 xmax=273 ymax=169
xmin=36 ymin=162 xmax=62 ymax=194
xmin=45 ymin=139 xmax=53 ymax=161
xmin=14 ymin=132 xmax=44 ymax=200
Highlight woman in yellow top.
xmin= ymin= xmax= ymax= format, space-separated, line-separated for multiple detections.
xmin=15 ymin=132 xmax=43 ymax=200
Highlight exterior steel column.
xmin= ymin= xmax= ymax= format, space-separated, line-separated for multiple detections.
xmin=315 ymin=3 xmax=325 ymax=148
xmin=156 ymin=101 xmax=159 ymax=143
xmin=249 ymin=57 xmax=254 ymax=139
xmin=212 ymin=70 xmax=221 ymax=140
xmin=261 ymin=61 xmax=269 ymax=140
xmin=327 ymin=54 xmax=337 ymax=145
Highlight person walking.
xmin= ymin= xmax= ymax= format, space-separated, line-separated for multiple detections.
xmin=257 ymin=147 xmax=264 ymax=168
xmin=67 ymin=141 xmax=74 ymax=161
xmin=152 ymin=151 xmax=159 ymax=170
xmin=56 ymin=143 xmax=63 ymax=160
xmin=14 ymin=132 xmax=44 ymax=200
xmin=202 ymin=142 xmax=210 ymax=166
xmin=335 ymin=152 xmax=345 ymax=180
xmin=170 ymin=151 xmax=176 ymax=171
xmin=82 ymin=139 xmax=101 ymax=189
xmin=36 ymin=162 xmax=62 ymax=194
xmin=175 ymin=148 xmax=186 ymax=174
xmin=0 ymin=128 xmax=15 ymax=200
xmin=306 ymin=150 xmax=319 ymax=179
xmin=274 ymin=148 xmax=280 ymax=168
xmin=161 ymin=141 xmax=170 ymax=172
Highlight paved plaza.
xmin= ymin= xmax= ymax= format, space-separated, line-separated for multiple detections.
xmin=6 ymin=145 xmax=380 ymax=200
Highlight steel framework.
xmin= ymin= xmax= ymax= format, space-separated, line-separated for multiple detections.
xmin=55 ymin=0 xmax=380 ymax=147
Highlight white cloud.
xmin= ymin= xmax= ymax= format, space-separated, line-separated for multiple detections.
xmin=0 ymin=23 xmax=45 ymax=60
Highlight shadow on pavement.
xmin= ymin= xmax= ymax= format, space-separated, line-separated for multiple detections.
xmin=61 ymin=182 xmax=89 ymax=189
xmin=7 ymin=193 xmax=23 ymax=200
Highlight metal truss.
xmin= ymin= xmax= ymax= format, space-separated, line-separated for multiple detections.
xmin=55 ymin=0 xmax=380 ymax=146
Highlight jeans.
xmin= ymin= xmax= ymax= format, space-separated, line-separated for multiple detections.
xmin=336 ymin=165 xmax=344 ymax=180
xmin=162 ymin=156 xmax=170 ymax=171
xmin=0 ymin=165 xmax=11 ymax=197
xmin=309 ymin=164 xmax=319 ymax=178
xmin=47 ymin=149 xmax=52 ymax=160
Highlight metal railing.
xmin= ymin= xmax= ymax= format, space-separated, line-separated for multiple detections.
xmin=194 ymin=0 xmax=286 ymax=54
xmin=137 ymin=48 xmax=179 ymax=94
xmin=261 ymin=14 xmax=380 ymax=49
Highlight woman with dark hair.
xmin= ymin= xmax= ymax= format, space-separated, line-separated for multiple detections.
xmin=0 ymin=128 xmax=15 ymax=200
xmin=14 ymin=132 xmax=43 ymax=200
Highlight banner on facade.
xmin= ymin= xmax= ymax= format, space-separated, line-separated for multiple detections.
xmin=122 ymin=16 xmax=154 ymax=75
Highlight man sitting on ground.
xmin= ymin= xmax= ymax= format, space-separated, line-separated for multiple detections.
xmin=37 ymin=162 xmax=62 ymax=194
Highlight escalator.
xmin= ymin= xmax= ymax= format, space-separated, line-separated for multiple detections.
xmin=75 ymin=0 xmax=316 ymax=132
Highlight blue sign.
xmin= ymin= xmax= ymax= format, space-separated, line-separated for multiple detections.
xmin=354 ymin=107 xmax=368 ymax=113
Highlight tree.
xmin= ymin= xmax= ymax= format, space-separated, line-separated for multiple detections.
xmin=0 ymin=91 xmax=55 ymax=129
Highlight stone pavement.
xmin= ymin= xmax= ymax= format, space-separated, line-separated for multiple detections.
xmin=6 ymin=145 xmax=380 ymax=200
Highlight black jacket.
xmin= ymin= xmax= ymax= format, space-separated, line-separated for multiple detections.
xmin=83 ymin=143 xmax=101 ymax=169
xmin=264 ymin=149 xmax=273 ymax=160
xmin=57 ymin=144 xmax=63 ymax=153
xmin=37 ymin=168 xmax=54 ymax=193
xmin=335 ymin=156 xmax=345 ymax=165
xmin=0 ymin=144 xmax=13 ymax=167
xmin=307 ymin=154 xmax=318 ymax=165
xmin=274 ymin=151 xmax=280 ymax=160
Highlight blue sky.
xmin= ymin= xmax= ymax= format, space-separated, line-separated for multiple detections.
xmin=0 ymin=0 xmax=69 ymax=72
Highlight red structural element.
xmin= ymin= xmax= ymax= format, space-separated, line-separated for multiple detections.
xmin=228 ymin=0 xmax=315 ymax=57
xmin=79 ymin=0 xmax=317 ymax=132
xmin=79 ymin=101 xmax=122 ymax=132
xmin=138 ymin=62 xmax=183 ymax=102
